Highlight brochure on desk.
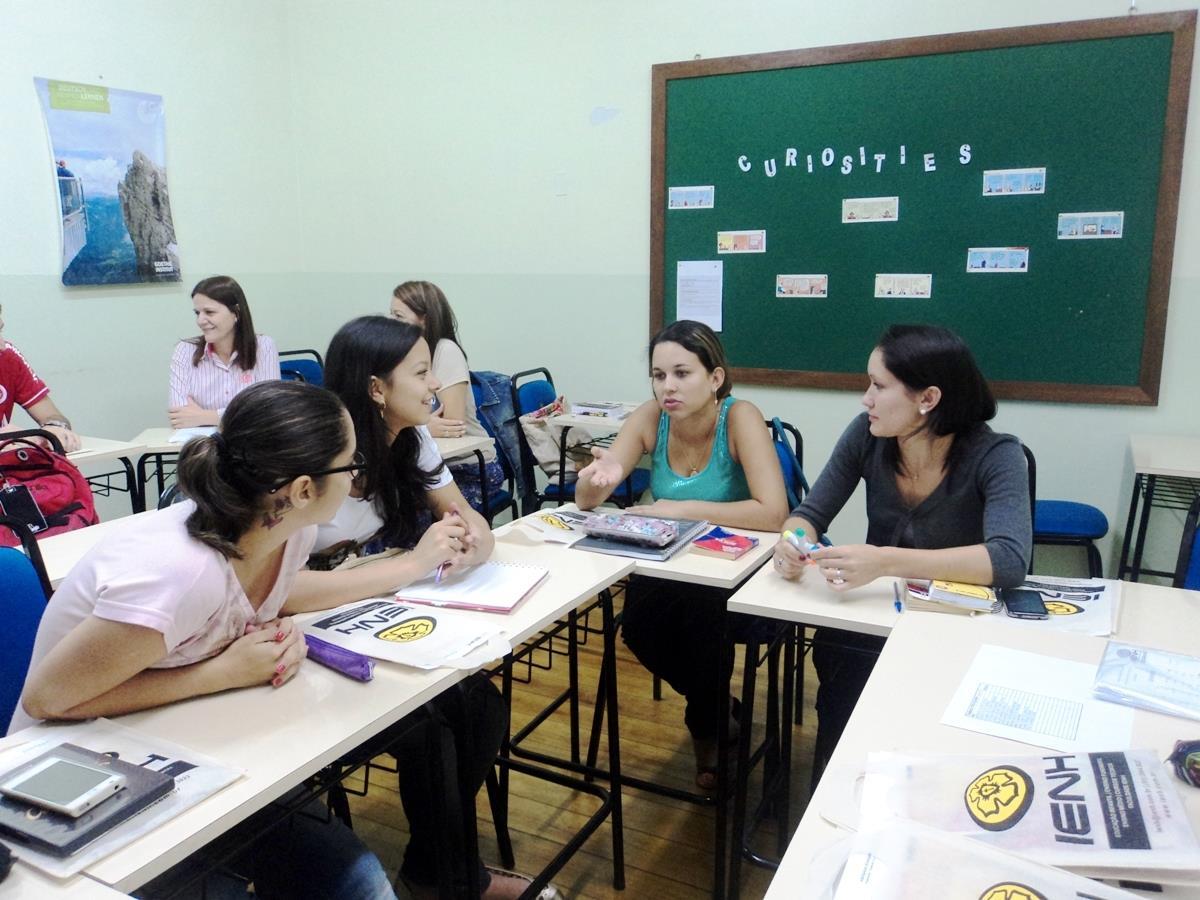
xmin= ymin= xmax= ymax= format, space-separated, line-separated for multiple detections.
xmin=824 ymin=820 xmax=1142 ymax=899
xmin=859 ymin=749 xmax=1200 ymax=882
xmin=1094 ymin=640 xmax=1200 ymax=722
xmin=304 ymin=599 xmax=510 ymax=670
xmin=0 ymin=718 xmax=240 ymax=878
xmin=1006 ymin=576 xmax=1120 ymax=636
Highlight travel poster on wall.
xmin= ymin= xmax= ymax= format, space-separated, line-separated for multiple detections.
xmin=34 ymin=78 xmax=181 ymax=286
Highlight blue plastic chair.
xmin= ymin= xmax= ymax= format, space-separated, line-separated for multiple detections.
xmin=1174 ymin=496 xmax=1200 ymax=590
xmin=1022 ymin=444 xmax=1108 ymax=577
xmin=509 ymin=367 xmax=649 ymax=515
xmin=279 ymin=348 xmax=325 ymax=387
xmin=0 ymin=516 xmax=52 ymax=734
xmin=470 ymin=379 xmax=519 ymax=525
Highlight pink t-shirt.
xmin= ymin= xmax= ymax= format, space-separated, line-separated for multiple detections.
xmin=10 ymin=501 xmax=316 ymax=733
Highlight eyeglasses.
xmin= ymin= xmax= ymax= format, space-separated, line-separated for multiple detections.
xmin=267 ymin=451 xmax=365 ymax=493
xmin=1169 ymin=739 xmax=1200 ymax=789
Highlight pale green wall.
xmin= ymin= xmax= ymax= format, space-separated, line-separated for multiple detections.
xmin=2 ymin=0 xmax=1197 ymax=574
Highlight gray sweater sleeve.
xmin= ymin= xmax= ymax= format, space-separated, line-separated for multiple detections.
xmin=976 ymin=437 xmax=1033 ymax=588
xmin=792 ymin=415 xmax=868 ymax=536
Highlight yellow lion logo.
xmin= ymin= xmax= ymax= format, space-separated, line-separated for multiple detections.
xmin=979 ymin=883 xmax=1047 ymax=900
xmin=1043 ymin=600 xmax=1082 ymax=616
xmin=378 ymin=617 xmax=436 ymax=642
xmin=964 ymin=765 xmax=1034 ymax=831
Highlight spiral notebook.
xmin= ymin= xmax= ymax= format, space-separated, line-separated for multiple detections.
xmin=396 ymin=560 xmax=549 ymax=613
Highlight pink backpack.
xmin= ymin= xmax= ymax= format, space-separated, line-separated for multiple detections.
xmin=0 ymin=436 xmax=98 ymax=546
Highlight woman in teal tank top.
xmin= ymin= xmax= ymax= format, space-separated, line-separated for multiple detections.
xmin=576 ymin=320 xmax=787 ymax=791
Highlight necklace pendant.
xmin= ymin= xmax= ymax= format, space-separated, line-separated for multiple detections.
xmin=688 ymin=467 xmax=699 ymax=477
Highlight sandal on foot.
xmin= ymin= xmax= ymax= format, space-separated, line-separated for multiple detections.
xmin=483 ymin=865 xmax=565 ymax=900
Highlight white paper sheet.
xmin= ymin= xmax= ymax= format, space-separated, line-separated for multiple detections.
xmin=941 ymin=644 xmax=1134 ymax=752
xmin=676 ymin=260 xmax=723 ymax=331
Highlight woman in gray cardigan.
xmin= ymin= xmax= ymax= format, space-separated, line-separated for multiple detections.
xmin=773 ymin=324 xmax=1031 ymax=785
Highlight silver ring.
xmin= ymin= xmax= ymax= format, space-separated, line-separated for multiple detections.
xmin=836 ymin=568 xmax=843 ymax=579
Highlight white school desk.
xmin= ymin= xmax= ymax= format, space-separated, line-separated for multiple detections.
xmin=67 ymin=436 xmax=145 ymax=515
xmin=761 ymin=581 xmax=1200 ymax=899
xmin=16 ymin=526 xmax=633 ymax=893
xmin=0 ymin=866 xmax=130 ymax=898
xmin=1119 ymin=433 xmax=1200 ymax=582
xmin=727 ymin=564 xmax=901 ymax=636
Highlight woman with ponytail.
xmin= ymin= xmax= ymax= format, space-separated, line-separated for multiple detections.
xmin=12 ymin=380 xmax=444 ymax=899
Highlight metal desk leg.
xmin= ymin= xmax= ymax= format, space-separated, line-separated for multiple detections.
xmin=727 ymin=636 xmax=758 ymax=900
xmin=473 ymin=449 xmax=489 ymax=519
xmin=1130 ymin=474 xmax=1157 ymax=581
xmin=1118 ymin=473 xmax=1144 ymax=580
xmin=556 ymin=425 xmax=572 ymax=506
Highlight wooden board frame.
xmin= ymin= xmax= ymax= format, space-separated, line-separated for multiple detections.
xmin=649 ymin=12 xmax=1196 ymax=405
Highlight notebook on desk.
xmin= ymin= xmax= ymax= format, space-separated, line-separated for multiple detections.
xmin=573 ymin=517 xmax=709 ymax=562
xmin=397 ymin=560 xmax=549 ymax=613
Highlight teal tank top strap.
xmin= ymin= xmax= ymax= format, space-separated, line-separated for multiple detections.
xmin=650 ymin=396 xmax=752 ymax=503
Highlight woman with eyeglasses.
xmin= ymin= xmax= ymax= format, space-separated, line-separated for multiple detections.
xmin=14 ymin=380 xmax=427 ymax=898
xmin=389 ymin=280 xmax=504 ymax=515
xmin=317 ymin=316 xmax=556 ymax=900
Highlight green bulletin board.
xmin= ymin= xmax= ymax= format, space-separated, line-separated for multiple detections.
xmin=650 ymin=13 xmax=1195 ymax=404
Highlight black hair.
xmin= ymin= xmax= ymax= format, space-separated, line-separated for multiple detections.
xmin=188 ymin=275 xmax=259 ymax=370
xmin=324 ymin=316 xmax=445 ymax=548
xmin=875 ymin=324 xmax=996 ymax=474
xmin=648 ymin=319 xmax=732 ymax=399
xmin=177 ymin=380 xmax=350 ymax=558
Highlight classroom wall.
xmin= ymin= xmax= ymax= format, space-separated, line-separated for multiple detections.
xmin=2 ymin=0 xmax=1197 ymax=574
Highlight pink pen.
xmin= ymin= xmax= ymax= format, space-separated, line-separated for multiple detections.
xmin=435 ymin=561 xmax=450 ymax=583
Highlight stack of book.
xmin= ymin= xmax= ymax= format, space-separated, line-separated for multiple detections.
xmin=569 ymin=401 xmax=629 ymax=420
xmin=904 ymin=579 xmax=1000 ymax=615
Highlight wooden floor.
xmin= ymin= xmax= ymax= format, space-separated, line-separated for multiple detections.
xmin=344 ymin=590 xmax=820 ymax=899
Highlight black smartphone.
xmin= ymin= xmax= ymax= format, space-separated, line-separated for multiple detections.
xmin=1002 ymin=588 xmax=1049 ymax=620
xmin=0 ymin=484 xmax=49 ymax=533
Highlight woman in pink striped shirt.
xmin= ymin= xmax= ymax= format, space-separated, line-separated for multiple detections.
xmin=168 ymin=275 xmax=280 ymax=428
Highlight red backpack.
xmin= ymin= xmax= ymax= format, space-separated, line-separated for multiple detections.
xmin=0 ymin=436 xmax=98 ymax=546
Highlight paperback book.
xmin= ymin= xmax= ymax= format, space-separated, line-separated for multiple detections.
xmin=691 ymin=526 xmax=760 ymax=560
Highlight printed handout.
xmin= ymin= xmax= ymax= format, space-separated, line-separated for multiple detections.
xmin=842 ymin=196 xmax=899 ymax=223
xmin=676 ymin=260 xmax=723 ymax=331
xmin=776 ymin=274 xmax=828 ymax=297
xmin=982 ymin=167 xmax=1046 ymax=195
xmin=1058 ymin=211 xmax=1124 ymax=240
xmin=716 ymin=229 xmax=765 ymax=254
xmin=874 ymin=273 xmax=931 ymax=298
xmin=967 ymin=247 xmax=1029 ymax=272
xmin=667 ymin=185 xmax=714 ymax=209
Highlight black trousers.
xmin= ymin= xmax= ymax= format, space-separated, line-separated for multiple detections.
xmin=393 ymin=672 xmax=507 ymax=895
xmin=811 ymin=628 xmax=885 ymax=788
xmin=621 ymin=574 xmax=767 ymax=740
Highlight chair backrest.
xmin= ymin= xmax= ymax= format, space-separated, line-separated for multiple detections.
xmin=510 ymin=367 xmax=556 ymax=416
xmin=157 ymin=483 xmax=189 ymax=510
xmin=509 ymin=368 xmax=557 ymax=514
xmin=1020 ymin=444 xmax=1037 ymax=574
xmin=1174 ymin=496 xmax=1200 ymax=590
xmin=0 ymin=516 xmax=51 ymax=733
xmin=767 ymin=418 xmax=807 ymax=510
xmin=279 ymin=349 xmax=325 ymax=387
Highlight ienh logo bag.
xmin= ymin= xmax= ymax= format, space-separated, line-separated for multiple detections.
xmin=0 ymin=436 xmax=98 ymax=546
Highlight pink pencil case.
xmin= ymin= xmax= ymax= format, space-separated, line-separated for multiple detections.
xmin=582 ymin=513 xmax=679 ymax=548
xmin=304 ymin=634 xmax=375 ymax=682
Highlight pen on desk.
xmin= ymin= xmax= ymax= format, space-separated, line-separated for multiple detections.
xmin=892 ymin=581 xmax=904 ymax=613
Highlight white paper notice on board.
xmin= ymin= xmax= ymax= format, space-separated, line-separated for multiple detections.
xmin=677 ymin=260 xmax=723 ymax=331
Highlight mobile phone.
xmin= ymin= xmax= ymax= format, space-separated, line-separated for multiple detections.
xmin=1002 ymin=588 xmax=1049 ymax=620
xmin=0 ymin=484 xmax=48 ymax=533
xmin=0 ymin=757 xmax=126 ymax=817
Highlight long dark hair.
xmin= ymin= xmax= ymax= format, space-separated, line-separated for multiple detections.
xmin=325 ymin=316 xmax=445 ymax=548
xmin=648 ymin=319 xmax=733 ymax=399
xmin=876 ymin=324 xmax=996 ymax=474
xmin=177 ymin=381 xmax=350 ymax=558
xmin=188 ymin=275 xmax=259 ymax=369
xmin=392 ymin=281 xmax=464 ymax=361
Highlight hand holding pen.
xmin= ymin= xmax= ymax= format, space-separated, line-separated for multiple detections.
xmin=773 ymin=526 xmax=820 ymax=581
xmin=414 ymin=508 xmax=468 ymax=581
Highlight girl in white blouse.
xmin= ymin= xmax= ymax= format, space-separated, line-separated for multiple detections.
xmin=168 ymin=275 xmax=280 ymax=428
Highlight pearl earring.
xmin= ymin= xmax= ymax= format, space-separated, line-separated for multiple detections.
xmin=919 ymin=408 xmax=927 ymax=415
